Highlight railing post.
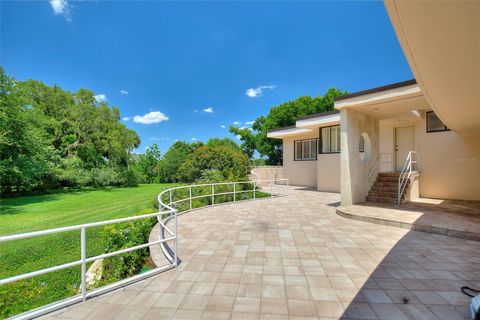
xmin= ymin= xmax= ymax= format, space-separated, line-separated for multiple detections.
xmin=211 ymin=184 xmax=214 ymax=205
xmin=169 ymin=189 xmax=172 ymax=207
xmin=233 ymin=182 xmax=236 ymax=202
xmin=174 ymin=209 xmax=178 ymax=267
xmin=253 ymin=181 xmax=256 ymax=199
xmin=80 ymin=227 xmax=86 ymax=301
xmin=189 ymin=185 xmax=192 ymax=210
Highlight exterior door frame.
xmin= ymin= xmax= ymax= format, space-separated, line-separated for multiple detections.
xmin=394 ymin=126 xmax=415 ymax=172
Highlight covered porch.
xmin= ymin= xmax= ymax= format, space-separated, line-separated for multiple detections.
xmin=335 ymin=79 xmax=480 ymax=206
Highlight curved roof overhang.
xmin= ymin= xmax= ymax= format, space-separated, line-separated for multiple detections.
xmin=384 ymin=1 xmax=480 ymax=137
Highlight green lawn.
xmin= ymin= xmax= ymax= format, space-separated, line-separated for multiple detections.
xmin=0 ymin=184 xmax=175 ymax=319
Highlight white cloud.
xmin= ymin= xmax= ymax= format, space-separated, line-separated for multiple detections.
xmin=150 ymin=137 xmax=169 ymax=141
xmin=239 ymin=126 xmax=254 ymax=131
xmin=120 ymin=90 xmax=129 ymax=95
xmin=49 ymin=0 xmax=71 ymax=20
xmin=245 ymin=84 xmax=276 ymax=98
xmin=133 ymin=111 xmax=169 ymax=124
xmin=220 ymin=125 xmax=226 ymax=129
xmin=122 ymin=117 xmax=131 ymax=121
xmin=233 ymin=121 xmax=241 ymax=125
xmin=191 ymin=137 xmax=197 ymax=141
xmin=245 ymin=121 xmax=255 ymax=125
xmin=235 ymin=135 xmax=242 ymax=140
xmin=94 ymin=94 xmax=107 ymax=103
xmin=203 ymin=107 xmax=214 ymax=113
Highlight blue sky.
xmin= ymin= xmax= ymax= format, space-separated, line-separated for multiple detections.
xmin=1 ymin=1 xmax=412 ymax=153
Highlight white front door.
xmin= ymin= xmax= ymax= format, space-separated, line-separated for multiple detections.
xmin=395 ymin=126 xmax=415 ymax=171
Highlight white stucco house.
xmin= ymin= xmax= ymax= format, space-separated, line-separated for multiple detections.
xmin=268 ymin=1 xmax=480 ymax=206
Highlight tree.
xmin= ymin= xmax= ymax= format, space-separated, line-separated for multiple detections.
xmin=0 ymin=68 xmax=142 ymax=195
xmin=177 ymin=145 xmax=249 ymax=183
xmin=206 ymin=137 xmax=240 ymax=150
xmin=230 ymin=88 xmax=347 ymax=164
xmin=157 ymin=141 xmax=198 ymax=183
xmin=137 ymin=144 xmax=161 ymax=183
xmin=0 ymin=68 xmax=53 ymax=194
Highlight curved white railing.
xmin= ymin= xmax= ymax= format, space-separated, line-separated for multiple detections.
xmin=1 ymin=178 xmax=288 ymax=320
xmin=0 ymin=211 xmax=176 ymax=320
xmin=156 ymin=179 xmax=289 ymax=265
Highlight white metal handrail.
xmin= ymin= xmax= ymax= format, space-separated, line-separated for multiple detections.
xmin=0 ymin=210 xmax=176 ymax=320
xmin=367 ymin=153 xmax=383 ymax=179
xmin=156 ymin=179 xmax=289 ymax=265
xmin=397 ymin=151 xmax=419 ymax=205
xmin=1 ymin=178 xmax=288 ymax=320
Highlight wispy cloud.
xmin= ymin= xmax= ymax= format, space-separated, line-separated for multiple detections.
xmin=239 ymin=126 xmax=254 ymax=131
xmin=150 ymin=137 xmax=169 ymax=141
xmin=245 ymin=121 xmax=255 ymax=125
xmin=220 ymin=125 xmax=226 ymax=129
xmin=49 ymin=0 xmax=72 ymax=21
xmin=233 ymin=121 xmax=241 ymax=125
xmin=245 ymin=84 xmax=276 ymax=98
xmin=203 ymin=107 xmax=214 ymax=113
xmin=122 ymin=117 xmax=131 ymax=121
xmin=133 ymin=111 xmax=169 ymax=124
xmin=120 ymin=90 xmax=129 ymax=95
xmin=94 ymin=94 xmax=107 ymax=103
xmin=191 ymin=137 xmax=197 ymax=141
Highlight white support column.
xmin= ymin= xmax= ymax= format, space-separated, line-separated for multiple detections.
xmin=80 ymin=227 xmax=86 ymax=301
xmin=233 ymin=182 xmax=236 ymax=202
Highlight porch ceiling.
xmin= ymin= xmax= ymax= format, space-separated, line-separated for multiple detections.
xmin=337 ymin=92 xmax=430 ymax=121
xmin=384 ymin=1 xmax=480 ymax=137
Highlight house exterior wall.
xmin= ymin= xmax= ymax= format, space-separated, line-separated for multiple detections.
xmin=378 ymin=115 xmax=480 ymax=201
xmin=282 ymin=133 xmax=318 ymax=188
xmin=317 ymin=153 xmax=340 ymax=192
xmin=415 ymin=120 xmax=480 ymax=201
xmin=340 ymin=108 xmax=380 ymax=206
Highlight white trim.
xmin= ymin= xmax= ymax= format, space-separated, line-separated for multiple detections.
xmin=296 ymin=114 xmax=340 ymax=128
xmin=267 ymin=127 xmax=312 ymax=138
xmin=334 ymin=84 xmax=422 ymax=109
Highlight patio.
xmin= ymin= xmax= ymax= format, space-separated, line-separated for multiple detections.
xmin=337 ymin=199 xmax=480 ymax=241
xmin=40 ymin=187 xmax=480 ymax=320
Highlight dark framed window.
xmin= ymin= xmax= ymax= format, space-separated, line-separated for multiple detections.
xmin=359 ymin=136 xmax=365 ymax=153
xmin=294 ymin=138 xmax=317 ymax=161
xmin=319 ymin=125 xmax=340 ymax=154
xmin=426 ymin=111 xmax=450 ymax=132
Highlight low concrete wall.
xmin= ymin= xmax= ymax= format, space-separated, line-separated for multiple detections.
xmin=250 ymin=166 xmax=285 ymax=182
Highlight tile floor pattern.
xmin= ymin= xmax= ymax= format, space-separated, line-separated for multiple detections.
xmin=41 ymin=187 xmax=480 ymax=320
xmin=337 ymin=199 xmax=480 ymax=241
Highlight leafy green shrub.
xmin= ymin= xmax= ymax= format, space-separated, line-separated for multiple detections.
xmin=177 ymin=145 xmax=249 ymax=182
xmin=100 ymin=208 xmax=157 ymax=284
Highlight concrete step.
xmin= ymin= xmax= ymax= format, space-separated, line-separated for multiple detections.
xmin=368 ymin=191 xmax=403 ymax=199
xmin=378 ymin=172 xmax=401 ymax=177
xmin=376 ymin=176 xmax=400 ymax=183
xmin=371 ymin=185 xmax=398 ymax=192
xmin=366 ymin=196 xmax=405 ymax=204
xmin=373 ymin=181 xmax=408 ymax=188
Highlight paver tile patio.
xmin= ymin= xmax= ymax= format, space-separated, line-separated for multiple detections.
xmin=41 ymin=187 xmax=480 ymax=319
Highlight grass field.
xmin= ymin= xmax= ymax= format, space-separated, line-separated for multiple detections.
xmin=0 ymin=184 xmax=175 ymax=318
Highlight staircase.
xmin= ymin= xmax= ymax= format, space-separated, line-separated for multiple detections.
xmin=367 ymin=172 xmax=407 ymax=204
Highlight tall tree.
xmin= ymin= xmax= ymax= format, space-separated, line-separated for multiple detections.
xmin=230 ymin=88 xmax=347 ymax=164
